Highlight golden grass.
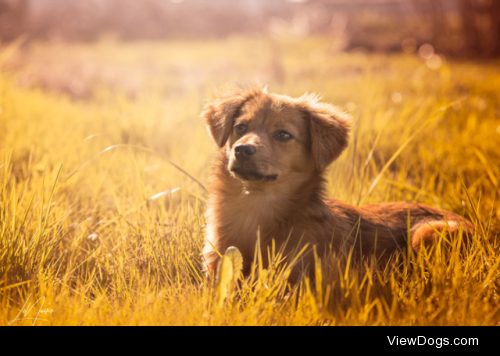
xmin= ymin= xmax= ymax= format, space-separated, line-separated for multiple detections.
xmin=1 ymin=36 xmax=500 ymax=326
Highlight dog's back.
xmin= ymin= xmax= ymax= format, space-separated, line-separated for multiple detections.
xmin=327 ymin=199 xmax=473 ymax=256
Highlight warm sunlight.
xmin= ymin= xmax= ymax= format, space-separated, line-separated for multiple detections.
xmin=1 ymin=0 xmax=499 ymax=330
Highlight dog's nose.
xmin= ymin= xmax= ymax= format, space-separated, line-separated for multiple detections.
xmin=235 ymin=144 xmax=256 ymax=160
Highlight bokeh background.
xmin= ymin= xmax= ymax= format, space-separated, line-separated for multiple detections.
xmin=1 ymin=0 xmax=500 ymax=326
xmin=1 ymin=0 xmax=500 ymax=57
xmin=1 ymin=0 xmax=500 ymax=100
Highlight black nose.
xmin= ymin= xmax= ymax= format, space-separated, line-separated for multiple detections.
xmin=235 ymin=144 xmax=256 ymax=160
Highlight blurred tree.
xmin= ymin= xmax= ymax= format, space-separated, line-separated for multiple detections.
xmin=457 ymin=0 xmax=500 ymax=58
xmin=490 ymin=0 xmax=500 ymax=56
xmin=458 ymin=0 xmax=482 ymax=56
xmin=409 ymin=0 xmax=500 ymax=58
xmin=0 ymin=0 xmax=29 ymax=40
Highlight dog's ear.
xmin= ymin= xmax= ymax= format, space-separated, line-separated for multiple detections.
xmin=299 ymin=94 xmax=351 ymax=171
xmin=201 ymin=89 xmax=256 ymax=148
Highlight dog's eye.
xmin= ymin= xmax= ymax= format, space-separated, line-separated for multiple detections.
xmin=235 ymin=124 xmax=247 ymax=135
xmin=274 ymin=131 xmax=293 ymax=141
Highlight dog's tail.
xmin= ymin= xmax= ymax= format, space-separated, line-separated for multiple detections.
xmin=411 ymin=219 xmax=477 ymax=253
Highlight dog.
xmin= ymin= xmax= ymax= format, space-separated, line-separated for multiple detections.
xmin=201 ymin=87 xmax=474 ymax=280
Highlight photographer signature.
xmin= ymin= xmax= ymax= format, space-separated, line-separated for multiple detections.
xmin=8 ymin=294 xmax=54 ymax=326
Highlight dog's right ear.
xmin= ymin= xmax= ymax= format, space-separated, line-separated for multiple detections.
xmin=298 ymin=94 xmax=351 ymax=171
xmin=201 ymin=90 xmax=252 ymax=148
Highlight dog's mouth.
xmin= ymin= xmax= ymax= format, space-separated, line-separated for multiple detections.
xmin=230 ymin=168 xmax=278 ymax=182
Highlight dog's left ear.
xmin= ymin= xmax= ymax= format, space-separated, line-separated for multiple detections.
xmin=201 ymin=89 xmax=257 ymax=148
xmin=299 ymin=95 xmax=351 ymax=171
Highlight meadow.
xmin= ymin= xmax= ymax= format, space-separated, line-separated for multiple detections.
xmin=1 ymin=36 xmax=500 ymax=326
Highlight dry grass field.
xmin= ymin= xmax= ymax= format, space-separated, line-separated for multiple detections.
xmin=1 ymin=36 xmax=500 ymax=326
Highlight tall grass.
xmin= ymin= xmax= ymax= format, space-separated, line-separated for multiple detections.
xmin=0 ymin=37 xmax=499 ymax=325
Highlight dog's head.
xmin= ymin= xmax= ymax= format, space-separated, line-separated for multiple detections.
xmin=202 ymin=87 xmax=351 ymax=186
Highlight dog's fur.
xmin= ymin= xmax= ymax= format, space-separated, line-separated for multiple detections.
xmin=202 ymin=87 xmax=473 ymax=279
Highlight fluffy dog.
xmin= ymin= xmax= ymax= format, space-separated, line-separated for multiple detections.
xmin=201 ymin=87 xmax=473 ymax=279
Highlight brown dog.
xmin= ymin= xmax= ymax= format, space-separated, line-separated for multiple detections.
xmin=201 ymin=87 xmax=473 ymax=279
